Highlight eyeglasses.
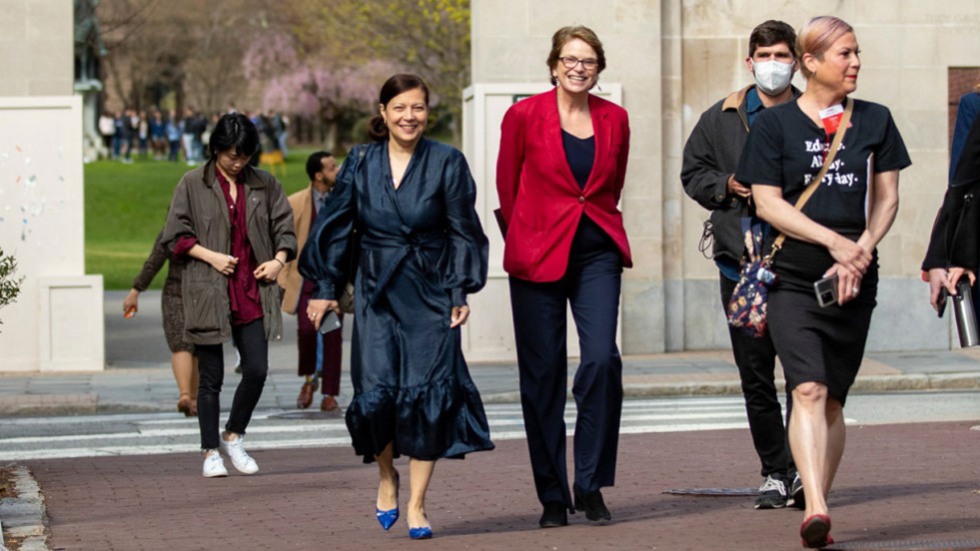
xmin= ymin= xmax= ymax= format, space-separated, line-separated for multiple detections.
xmin=558 ymin=57 xmax=599 ymax=70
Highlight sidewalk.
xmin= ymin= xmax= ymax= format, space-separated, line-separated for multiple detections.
xmin=1 ymin=290 xmax=980 ymax=415
xmin=17 ymin=421 xmax=980 ymax=550
xmin=3 ymin=293 xmax=980 ymax=550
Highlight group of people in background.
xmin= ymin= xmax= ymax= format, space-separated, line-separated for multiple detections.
xmin=114 ymin=12 xmax=980 ymax=549
xmin=97 ymin=107 xmax=288 ymax=165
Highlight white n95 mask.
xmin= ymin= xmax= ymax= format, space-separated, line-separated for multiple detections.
xmin=752 ymin=60 xmax=793 ymax=96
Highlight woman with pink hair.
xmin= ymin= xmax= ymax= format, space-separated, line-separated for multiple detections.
xmin=735 ymin=16 xmax=911 ymax=547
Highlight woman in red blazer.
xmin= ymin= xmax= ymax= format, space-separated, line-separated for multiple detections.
xmin=496 ymin=25 xmax=631 ymax=529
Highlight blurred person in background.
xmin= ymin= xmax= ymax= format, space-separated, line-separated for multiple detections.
xmin=166 ymin=109 xmax=183 ymax=162
xmin=123 ymin=229 xmax=199 ymax=416
xmin=278 ymin=151 xmax=344 ymax=412
xmin=150 ymin=110 xmax=167 ymax=160
xmin=137 ymin=110 xmax=149 ymax=160
xmin=98 ymin=110 xmax=115 ymax=153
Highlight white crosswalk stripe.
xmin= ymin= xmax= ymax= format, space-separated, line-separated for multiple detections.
xmin=0 ymin=397 xmax=782 ymax=461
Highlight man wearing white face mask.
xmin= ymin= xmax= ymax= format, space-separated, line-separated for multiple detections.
xmin=681 ymin=20 xmax=801 ymax=511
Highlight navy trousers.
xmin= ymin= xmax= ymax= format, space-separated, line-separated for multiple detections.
xmin=509 ymin=224 xmax=624 ymax=509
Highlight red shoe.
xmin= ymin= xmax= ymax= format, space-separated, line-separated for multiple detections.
xmin=800 ymin=514 xmax=832 ymax=548
xmin=297 ymin=382 xmax=316 ymax=409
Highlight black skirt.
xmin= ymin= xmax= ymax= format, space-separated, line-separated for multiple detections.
xmin=768 ymin=238 xmax=877 ymax=405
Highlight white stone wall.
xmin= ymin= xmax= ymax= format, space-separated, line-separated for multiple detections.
xmin=0 ymin=1 xmax=104 ymax=372
xmin=471 ymin=0 xmax=980 ymax=353
xmin=0 ymin=97 xmax=104 ymax=372
xmin=0 ymin=0 xmax=73 ymax=97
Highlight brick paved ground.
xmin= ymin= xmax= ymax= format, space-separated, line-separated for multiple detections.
xmin=24 ymin=421 xmax=980 ymax=551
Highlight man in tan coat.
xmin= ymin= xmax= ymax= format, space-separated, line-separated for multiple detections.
xmin=278 ymin=151 xmax=342 ymax=410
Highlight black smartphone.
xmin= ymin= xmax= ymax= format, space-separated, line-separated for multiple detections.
xmin=813 ymin=274 xmax=839 ymax=308
xmin=318 ymin=310 xmax=342 ymax=334
xmin=937 ymin=286 xmax=948 ymax=318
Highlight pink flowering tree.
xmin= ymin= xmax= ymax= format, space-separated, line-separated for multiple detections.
xmin=244 ymin=33 xmax=395 ymax=152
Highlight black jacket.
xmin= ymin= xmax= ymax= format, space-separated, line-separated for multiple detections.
xmin=681 ymin=85 xmax=799 ymax=263
xmin=923 ymin=113 xmax=980 ymax=271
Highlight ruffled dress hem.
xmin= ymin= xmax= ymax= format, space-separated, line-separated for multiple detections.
xmin=344 ymin=375 xmax=495 ymax=464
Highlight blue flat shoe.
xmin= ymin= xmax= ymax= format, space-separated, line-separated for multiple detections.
xmin=376 ymin=471 xmax=400 ymax=530
xmin=409 ymin=526 xmax=433 ymax=540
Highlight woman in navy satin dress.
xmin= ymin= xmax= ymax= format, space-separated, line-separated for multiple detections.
xmin=300 ymin=74 xmax=493 ymax=540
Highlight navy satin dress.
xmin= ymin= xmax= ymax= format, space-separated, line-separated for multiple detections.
xmin=299 ymin=138 xmax=494 ymax=463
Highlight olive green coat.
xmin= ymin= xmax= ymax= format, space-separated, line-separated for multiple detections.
xmin=162 ymin=161 xmax=296 ymax=345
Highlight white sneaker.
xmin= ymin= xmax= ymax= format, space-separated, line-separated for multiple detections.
xmin=220 ymin=434 xmax=259 ymax=474
xmin=202 ymin=450 xmax=228 ymax=478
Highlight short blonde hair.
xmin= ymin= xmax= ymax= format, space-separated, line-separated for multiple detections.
xmin=796 ymin=16 xmax=854 ymax=79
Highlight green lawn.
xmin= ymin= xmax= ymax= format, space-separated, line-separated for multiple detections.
xmin=85 ymin=149 xmax=320 ymax=290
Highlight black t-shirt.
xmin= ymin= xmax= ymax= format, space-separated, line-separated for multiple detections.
xmin=734 ymin=98 xmax=912 ymax=289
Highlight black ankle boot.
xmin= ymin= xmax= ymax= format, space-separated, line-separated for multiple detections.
xmin=538 ymin=502 xmax=568 ymax=528
xmin=574 ymin=487 xmax=611 ymax=524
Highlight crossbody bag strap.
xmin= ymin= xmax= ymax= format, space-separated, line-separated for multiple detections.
xmin=770 ymin=96 xmax=854 ymax=256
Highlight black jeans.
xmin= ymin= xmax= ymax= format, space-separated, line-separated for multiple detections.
xmin=720 ymin=275 xmax=794 ymax=478
xmin=196 ymin=319 xmax=269 ymax=450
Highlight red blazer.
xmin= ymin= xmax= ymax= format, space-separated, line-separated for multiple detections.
xmin=496 ymin=88 xmax=632 ymax=282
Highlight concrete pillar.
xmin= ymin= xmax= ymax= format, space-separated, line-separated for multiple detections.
xmin=0 ymin=0 xmax=104 ymax=371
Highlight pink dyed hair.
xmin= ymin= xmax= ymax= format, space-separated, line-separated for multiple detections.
xmin=796 ymin=16 xmax=855 ymax=78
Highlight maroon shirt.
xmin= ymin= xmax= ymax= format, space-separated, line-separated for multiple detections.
xmin=173 ymin=167 xmax=263 ymax=326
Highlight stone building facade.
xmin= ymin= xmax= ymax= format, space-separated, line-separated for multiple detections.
xmin=466 ymin=0 xmax=980 ymax=357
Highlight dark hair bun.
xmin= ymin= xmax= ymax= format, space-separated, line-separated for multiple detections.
xmin=367 ymin=115 xmax=388 ymax=142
